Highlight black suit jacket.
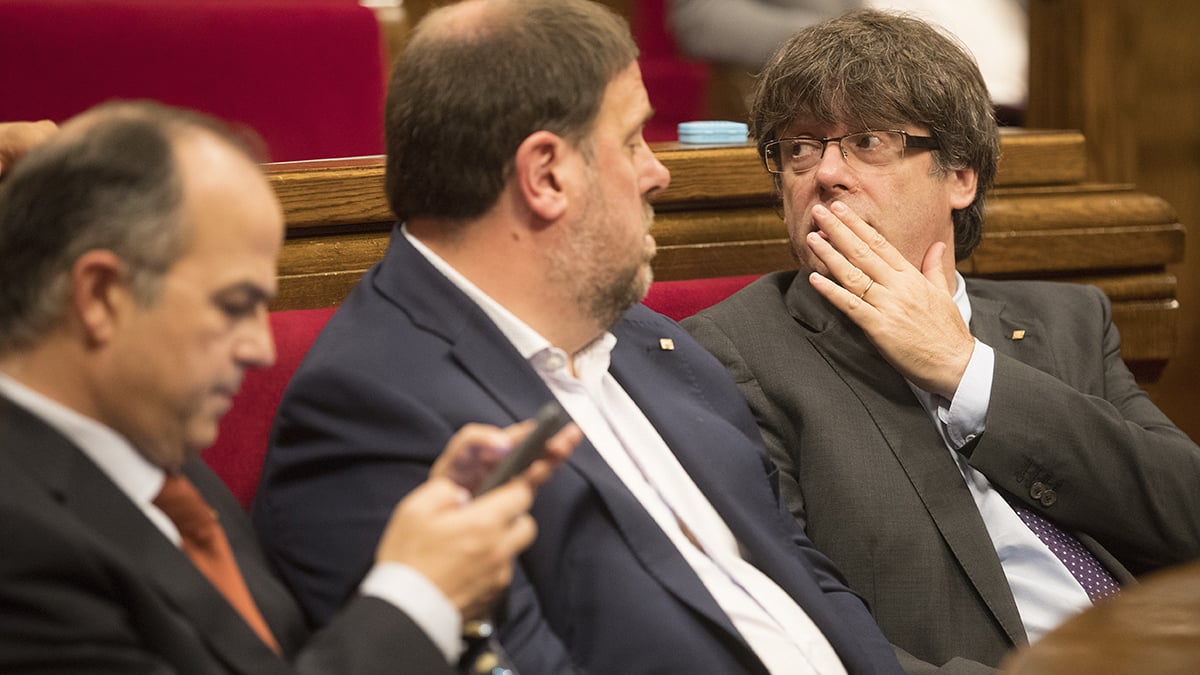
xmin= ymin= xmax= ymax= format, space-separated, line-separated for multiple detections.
xmin=0 ymin=395 xmax=452 ymax=675
xmin=684 ymin=271 xmax=1200 ymax=673
xmin=253 ymin=228 xmax=904 ymax=674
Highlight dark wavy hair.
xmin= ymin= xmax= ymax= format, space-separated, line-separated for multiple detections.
xmin=752 ymin=9 xmax=1000 ymax=260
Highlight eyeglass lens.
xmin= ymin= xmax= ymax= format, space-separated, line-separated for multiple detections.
xmin=768 ymin=131 xmax=908 ymax=173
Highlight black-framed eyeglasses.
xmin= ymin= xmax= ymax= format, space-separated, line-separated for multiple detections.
xmin=762 ymin=130 xmax=939 ymax=174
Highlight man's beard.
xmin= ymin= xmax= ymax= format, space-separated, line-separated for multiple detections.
xmin=549 ymin=185 xmax=655 ymax=331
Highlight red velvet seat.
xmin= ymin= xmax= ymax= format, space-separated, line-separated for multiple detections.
xmin=202 ymin=276 xmax=761 ymax=508
xmin=641 ymin=274 xmax=761 ymax=321
xmin=0 ymin=0 xmax=386 ymax=161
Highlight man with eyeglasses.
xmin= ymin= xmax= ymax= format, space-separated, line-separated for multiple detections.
xmin=685 ymin=9 xmax=1200 ymax=674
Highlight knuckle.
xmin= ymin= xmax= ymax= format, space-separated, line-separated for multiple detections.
xmin=845 ymin=267 xmax=868 ymax=285
xmin=849 ymin=240 xmax=872 ymax=258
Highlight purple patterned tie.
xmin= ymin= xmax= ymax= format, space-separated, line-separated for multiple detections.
xmin=1009 ymin=503 xmax=1120 ymax=602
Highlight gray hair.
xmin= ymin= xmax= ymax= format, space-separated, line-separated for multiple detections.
xmin=0 ymin=100 xmax=254 ymax=352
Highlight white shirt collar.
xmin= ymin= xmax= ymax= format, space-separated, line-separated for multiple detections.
xmin=952 ymin=270 xmax=972 ymax=325
xmin=0 ymin=371 xmax=165 ymax=508
xmin=403 ymin=225 xmax=617 ymax=377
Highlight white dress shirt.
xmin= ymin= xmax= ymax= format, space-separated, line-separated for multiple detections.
xmin=0 ymin=371 xmax=462 ymax=663
xmin=407 ymin=228 xmax=848 ymax=674
xmin=907 ymin=272 xmax=1092 ymax=642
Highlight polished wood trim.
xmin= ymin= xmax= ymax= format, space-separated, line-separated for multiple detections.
xmin=1027 ymin=0 xmax=1138 ymax=183
xmin=265 ymin=129 xmax=1089 ymax=230
xmin=263 ymin=129 xmax=1183 ymax=379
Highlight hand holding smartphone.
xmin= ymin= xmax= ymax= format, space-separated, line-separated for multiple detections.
xmin=475 ymin=401 xmax=573 ymax=495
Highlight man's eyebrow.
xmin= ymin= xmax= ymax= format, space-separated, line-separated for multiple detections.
xmin=212 ymin=281 xmax=275 ymax=304
xmin=627 ymin=107 xmax=655 ymax=142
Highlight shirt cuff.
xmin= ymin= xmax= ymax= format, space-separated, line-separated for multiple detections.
xmin=359 ymin=562 xmax=463 ymax=664
xmin=937 ymin=338 xmax=994 ymax=450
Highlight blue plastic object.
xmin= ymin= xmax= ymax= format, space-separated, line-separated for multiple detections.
xmin=677 ymin=120 xmax=749 ymax=145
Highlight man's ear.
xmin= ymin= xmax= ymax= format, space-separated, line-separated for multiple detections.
xmin=948 ymin=166 xmax=978 ymax=210
xmin=70 ymin=250 xmax=128 ymax=345
xmin=513 ymin=130 xmax=571 ymax=222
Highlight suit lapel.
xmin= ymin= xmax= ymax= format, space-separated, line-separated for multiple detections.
xmin=787 ymin=279 xmax=1028 ymax=645
xmin=372 ymin=235 xmax=754 ymax=654
xmin=450 ymin=326 xmax=550 ymax=421
xmin=566 ymin=436 xmax=752 ymax=647
xmin=0 ymin=397 xmax=283 ymax=675
xmin=966 ymin=285 xmax=1057 ymax=376
xmin=374 ymin=228 xmax=549 ymax=423
xmin=607 ymin=316 xmax=884 ymax=673
xmin=602 ymin=335 xmax=764 ymax=655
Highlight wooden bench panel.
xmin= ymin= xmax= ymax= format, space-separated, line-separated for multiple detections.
xmin=269 ymin=158 xmax=389 ymax=229
xmin=266 ymin=129 xmax=1091 ymax=227
xmin=265 ymin=128 xmax=1184 ymax=381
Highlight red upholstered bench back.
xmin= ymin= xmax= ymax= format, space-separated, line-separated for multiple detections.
xmin=203 ymin=307 xmax=335 ymax=507
xmin=642 ymin=275 xmax=760 ymax=321
xmin=202 ymin=275 xmax=760 ymax=508
xmin=0 ymin=0 xmax=386 ymax=162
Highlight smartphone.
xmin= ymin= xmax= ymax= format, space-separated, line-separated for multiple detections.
xmin=475 ymin=401 xmax=572 ymax=495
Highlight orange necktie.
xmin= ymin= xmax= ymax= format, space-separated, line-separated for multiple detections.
xmin=154 ymin=472 xmax=280 ymax=653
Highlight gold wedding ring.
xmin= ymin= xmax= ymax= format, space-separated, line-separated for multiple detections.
xmin=858 ymin=278 xmax=875 ymax=300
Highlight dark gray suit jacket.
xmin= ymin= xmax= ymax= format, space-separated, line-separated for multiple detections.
xmin=0 ymin=396 xmax=451 ymax=675
xmin=253 ymin=228 xmax=904 ymax=675
xmin=684 ymin=271 xmax=1200 ymax=674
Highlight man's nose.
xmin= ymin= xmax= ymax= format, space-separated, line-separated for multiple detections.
xmin=235 ymin=307 xmax=276 ymax=369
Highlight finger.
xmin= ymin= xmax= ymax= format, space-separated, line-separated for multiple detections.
xmin=544 ymin=422 xmax=581 ymax=462
xmin=0 ymin=120 xmax=58 ymax=174
xmin=498 ymin=513 xmax=538 ymax=556
xmin=814 ymin=202 xmax=909 ymax=277
xmin=805 ymin=228 xmax=877 ymax=303
xmin=807 ymin=270 xmax=878 ymax=320
xmin=920 ymin=241 xmax=952 ymax=293
xmin=519 ymin=423 xmax=580 ymax=488
xmin=829 ymin=201 xmax=913 ymax=273
xmin=431 ymin=423 xmax=513 ymax=485
xmin=377 ymin=478 xmax=470 ymax=563
xmin=399 ymin=478 xmax=471 ymax=517
xmin=469 ymin=478 xmax=535 ymax=522
xmin=502 ymin=419 xmax=535 ymax=442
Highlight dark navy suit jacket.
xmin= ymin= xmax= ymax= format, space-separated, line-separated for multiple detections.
xmin=253 ymin=228 xmax=903 ymax=674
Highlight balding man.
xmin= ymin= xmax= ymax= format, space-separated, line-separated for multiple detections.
xmin=0 ymin=100 xmax=574 ymax=674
